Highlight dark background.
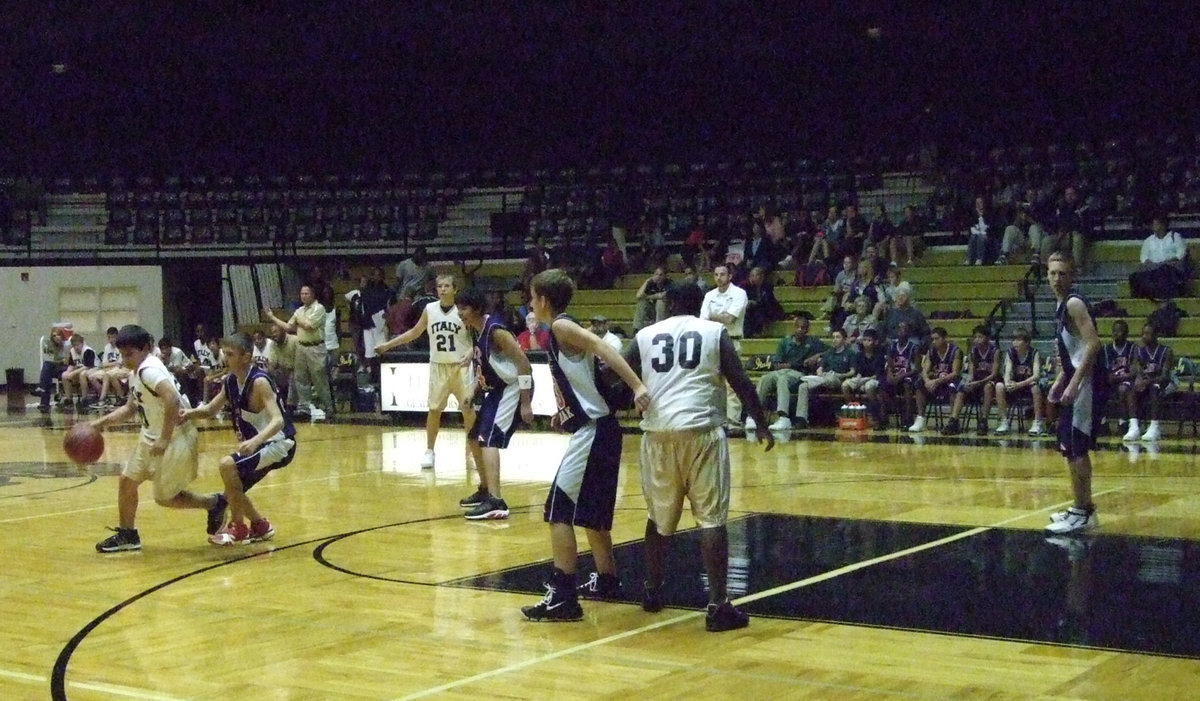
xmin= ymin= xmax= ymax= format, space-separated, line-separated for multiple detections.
xmin=3 ymin=2 xmax=1198 ymax=174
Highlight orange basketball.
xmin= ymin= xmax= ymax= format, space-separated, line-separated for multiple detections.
xmin=64 ymin=423 xmax=105 ymax=465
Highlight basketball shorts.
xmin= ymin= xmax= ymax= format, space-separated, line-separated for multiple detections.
xmin=843 ymin=377 xmax=879 ymax=393
xmin=123 ymin=423 xmax=200 ymax=502
xmin=429 ymin=362 xmax=475 ymax=411
xmin=1058 ymin=380 xmax=1100 ymax=460
xmin=543 ymin=416 xmax=622 ymax=530
xmin=640 ymin=426 xmax=730 ymax=536
xmin=469 ymin=383 xmax=520 ymax=449
xmin=884 ymin=375 xmax=920 ymax=392
xmin=230 ymin=438 xmax=296 ymax=492
xmin=1001 ymin=383 xmax=1035 ymax=401
xmin=956 ymin=379 xmax=987 ymax=399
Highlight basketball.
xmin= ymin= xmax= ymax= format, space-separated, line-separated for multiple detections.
xmin=64 ymin=423 xmax=105 ymax=465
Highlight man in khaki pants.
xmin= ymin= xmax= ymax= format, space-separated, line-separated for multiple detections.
xmin=264 ymin=285 xmax=332 ymax=420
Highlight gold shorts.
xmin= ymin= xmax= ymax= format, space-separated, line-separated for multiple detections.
xmin=639 ymin=427 xmax=730 ymax=535
xmin=122 ymin=423 xmax=200 ymax=502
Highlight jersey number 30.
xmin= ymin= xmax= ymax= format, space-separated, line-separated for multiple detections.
xmin=435 ymin=334 xmax=456 ymax=352
xmin=650 ymin=331 xmax=703 ymax=372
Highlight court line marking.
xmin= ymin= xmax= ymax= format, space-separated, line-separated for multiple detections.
xmin=393 ymin=488 xmax=1122 ymax=701
xmin=0 ymin=668 xmax=185 ymax=701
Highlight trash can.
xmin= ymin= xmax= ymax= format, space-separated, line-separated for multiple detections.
xmin=6 ymin=368 xmax=25 ymax=409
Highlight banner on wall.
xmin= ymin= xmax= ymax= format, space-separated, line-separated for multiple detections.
xmin=379 ymin=351 xmax=557 ymax=415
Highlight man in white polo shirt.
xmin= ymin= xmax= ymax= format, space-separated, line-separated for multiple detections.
xmin=700 ymin=264 xmax=748 ymax=427
xmin=264 ymin=285 xmax=332 ymax=421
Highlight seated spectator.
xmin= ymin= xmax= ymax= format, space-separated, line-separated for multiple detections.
xmin=841 ymin=204 xmax=868 ymax=258
xmin=587 ymin=315 xmax=623 ymax=351
xmin=679 ymin=265 xmax=710 ymax=293
xmin=908 ymin=326 xmax=962 ymax=432
xmin=517 ymin=312 xmax=551 ymax=351
xmin=37 ymin=327 xmax=68 ymax=412
xmin=839 ymin=258 xmax=881 ymax=331
xmin=743 ymin=266 xmax=784 ymax=337
xmin=892 ymin=205 xmax=925 ymax=266
xmin=882 ymin=322 xmax=923 ymax=428
xmin=633 ymin=265 xmax=670 ymax=331
xmin=778 ymin=208 xmax=817 ymax=270
xmin=808 ymin=205 xmax=844 ymax=264
xmin=87 ymin=326 xmax=128 ymax=411
xmin=1122 ymin=323 xmax=1175 ymax=443
xmin=199 ymin=336 xmax=228 ymax=403
xmin=873 ymin=265 xmax=902 ymax=319
xmin=681 ymin=216 xmax=709 ymax=271
xmin=1129 ymin=215 xmax=1190 ymax=300
xmin=596 ymin=235 xmax=627 ymax=289
xmin=60 ymin=334 xmax=97 ymax=410
xmin=156 ymin=337 xmax=194 ymax=401
xmin=881 ymin=282 xmax=929 ymax=344
xmin=842 ymin=296 xmax=877 ymax=342
xmin=997 ymin=206 xmax=1031 ymax=265
xmin=842 ymin=329 xmax=887 ymax=427
xmin=747 ymin=315 xmax=827 ymax=432
xmin=742 ymin=221 xmax=778 ymax=275
xmin=792 ymin=329 xmax=857 ymax=430
xmin=1104 ymin=320 xmax=1137 ymax=432
xmin=819 ymin=255 xmax=857 ymax=325
xmin=942 ymin=325 xmax=999 ymax=436
xmin=965 ymin=196 xmax=1001 ymax=266
xmin=994 ymin=327 xmax=1046 ymax=436
xmin=866 ymin=204 xmax=895 ymax=258
xmin=1050 ymin=185 xmax=1093 ymax=272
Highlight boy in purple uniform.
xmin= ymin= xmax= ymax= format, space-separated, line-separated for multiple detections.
xmin=455 ymin=288 xmax=534 ymax=520
xmin=943 ymin=326 xmax=999 ymax=436
xmin=883 ymin=322 xmax=922 ymax=429
xmin=184 ymin=332 xmax=297 ymax=545
xmin=909 ymin=327 xmax=962 ymax=432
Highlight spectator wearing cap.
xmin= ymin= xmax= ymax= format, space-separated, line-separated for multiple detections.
xmin=588 ymin=316 xmax=623 ymax=351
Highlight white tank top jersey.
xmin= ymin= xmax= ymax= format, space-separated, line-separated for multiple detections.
xmin=100 ymin=343 xmax=121 ymax=367
xmin=425 ymin=301 xmax=473 ymax=364
xmin=70 ymin=344 xmax=96 ymax=368
xmin=636 ymin=315 xmax=726 ymax=432
xmin=548 ymin=315 xmax=609 ymax=427
xmin=131 ymin=354 xmax=192 ymax=443
xmin=701 ymin=284 xmax=747 ymax=338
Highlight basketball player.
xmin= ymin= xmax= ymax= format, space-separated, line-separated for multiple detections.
xmin=375 ymin=274 xmax=481 ymax=472
xmin=994 ymin=327 xmax=1047 ymax=436
xmin=1124 ymin=323 xmax=1175 ymax=443
xmin=625 ymin=282 xmax=774 ymax=632
xmin=942 ymin=325 xmax=999 ymax=436
xmin=908 ymin=327 xmax=962 ymax=432
xmin=89 ymin=325 xmax=226 ymax=552
xmin=700 ymin=264 xmax=748 ymax=427
xmin=184 ymin=332 xmax=297 ymax=545
xmin=1103 ymin=320 xmax=1136 ymax=434
xmin=455 ymin=287 xmax=534 ymax=520
xmin=60 ymin=334 xmax=97 ymax=410
xmin=1045 ymin=252 xmax=1104 ymax=536
xmin=88 ymin=326 xmax=128 ymax=411
xmin=520 ymin=269 xmax=651 ymax=622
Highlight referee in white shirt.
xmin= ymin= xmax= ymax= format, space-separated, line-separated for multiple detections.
xmin=700 ymin=264 xmax=748 ymax=427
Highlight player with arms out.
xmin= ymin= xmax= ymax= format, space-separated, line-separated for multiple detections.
xmin=455 ymin=288 xmax=534 ymax=520
xmin=184 ymin=332 xmax=297 ymax=545
xmin=89 ymin=325 xmax=225 ymax=552
xmin=625 ymin=282 xmax=774 ymax=632
xmin=520 ymin=269 xmax=651 ymax=622
xmin=1045 ymin=252 xmax=1105 ymax=536
xmin=375 ymin=274 xmax=482 ymax=472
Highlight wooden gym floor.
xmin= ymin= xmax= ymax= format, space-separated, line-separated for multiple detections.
xmin=3 ymin=408 xmax=1200 ymax=700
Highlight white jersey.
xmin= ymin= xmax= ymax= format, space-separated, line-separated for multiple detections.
xmin=196 ymin=345 xmax=220 ymax=369
xmin=99 ymin=342 xmax=122 ymax=368
xmin=701 ymin=284 xmax=748 ymax=338
xmin=252 ymin=339 xmax=275 ymax=369
xmin=69 ymin=344 xmax=96 ymax=368
xmin=425 ymin=301 xmax=473 ymax=364
xmin=547 ymin=315 xmax=610 ymax=430
xmin=130 ymin=354 xmax=192 ymax=443
xmin=636 ymin=315 xmax=726 ymax=432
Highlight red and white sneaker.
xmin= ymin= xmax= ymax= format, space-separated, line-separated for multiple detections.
xmin=209 ymin=521 xmax=250 ymax=546
xmin=249 ymin=518 xmax=275 ymax=542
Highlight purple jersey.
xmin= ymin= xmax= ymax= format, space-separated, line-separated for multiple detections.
xmin=1008 ymin=346 xmax=1036 ymax=382
xmin=930 ymin=343 xmax=960 ymax=378
xmin=887 ymin=338 xmax=918 ymax=375
xmin=1104 ymin=342 xmax=1134 ymax=379
xmin=969 ymin=343 xmax=997 ymax=381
